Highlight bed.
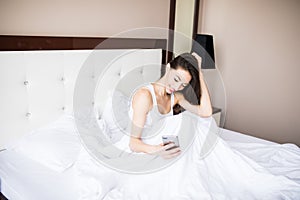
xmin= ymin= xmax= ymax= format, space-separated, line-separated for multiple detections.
xmin=0 ymin=36 xmax=299 ymax=200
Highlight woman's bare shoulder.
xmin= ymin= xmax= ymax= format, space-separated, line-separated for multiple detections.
xmin=132 ymin=87 xmax=153 ymax=109
xmin=133 ymin=87 xmax=152 ymax=102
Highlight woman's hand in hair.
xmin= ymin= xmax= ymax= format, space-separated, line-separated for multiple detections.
xmin=191 ymin=52 xmax=213 ymax=117
xmin=191 ymin=52 xmax=202 ymax=65
xmin=191 ymin=52 xmax=204 ymax=79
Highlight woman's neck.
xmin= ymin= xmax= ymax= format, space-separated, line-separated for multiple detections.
xmin=153 ymin=78 xmax=168 ymax=97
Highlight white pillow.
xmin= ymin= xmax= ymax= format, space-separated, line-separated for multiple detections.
xmin=101 ymin=90 xmax=130 ymax=143
xmin=8 ymin=114 xmax=82 ymax=172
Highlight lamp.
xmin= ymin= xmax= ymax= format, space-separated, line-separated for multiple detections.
xmin=191 ymin=34 xmax=216 ymax=69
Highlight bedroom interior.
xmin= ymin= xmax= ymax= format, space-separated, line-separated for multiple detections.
xmin=0 ymin=0 xmax=299 ymax=199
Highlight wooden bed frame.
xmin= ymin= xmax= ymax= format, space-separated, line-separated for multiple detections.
xmin=0 ymin=35 xmax=168 ymax=79
xmin=0 ymin=35 xmax=168 ymax=62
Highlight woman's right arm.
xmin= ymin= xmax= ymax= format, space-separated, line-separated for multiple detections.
xmin=128 ymin=89 xmax=161 ymax=153
xmin=128 ymin=89 xmax=181 ymax=159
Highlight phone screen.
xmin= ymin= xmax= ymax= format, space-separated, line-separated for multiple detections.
xmin=162 ymin=135 xmax=179 ymax=150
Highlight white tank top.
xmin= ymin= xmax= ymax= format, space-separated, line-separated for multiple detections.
xmin=114 ymin=84 xmax=175 ymax=152
xmin=127 ymin=83 xmax=174 ymax=140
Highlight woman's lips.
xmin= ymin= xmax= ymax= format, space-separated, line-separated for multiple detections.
xmin=167 ymin=87 xmax=175 ymax=93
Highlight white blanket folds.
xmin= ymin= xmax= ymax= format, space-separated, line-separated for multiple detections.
xmin=75 ymin=112 xmax=300 ymax=200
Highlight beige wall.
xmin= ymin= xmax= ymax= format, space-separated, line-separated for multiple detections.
xmin=199 ymin=0 xmax=300 ymax=145
xmin=0 ymin=0 xmax=169 ymax=37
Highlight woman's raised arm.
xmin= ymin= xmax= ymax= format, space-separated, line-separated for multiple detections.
xmin=175 ymin=53 xmax=213 ymax=117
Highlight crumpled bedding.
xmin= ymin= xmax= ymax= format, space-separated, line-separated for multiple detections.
xmin=75 ymin=112 xmax=300 ymax=200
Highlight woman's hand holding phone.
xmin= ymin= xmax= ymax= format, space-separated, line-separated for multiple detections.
xmin=159 ymin=143 xmax=181 ymax=159
xmin=148 ymin=143 xmax=181 ymax=159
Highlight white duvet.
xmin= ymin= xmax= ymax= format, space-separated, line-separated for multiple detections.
xmin=74 ymin=112 xmax=300 ymax=200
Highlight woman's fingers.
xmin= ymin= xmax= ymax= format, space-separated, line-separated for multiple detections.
xmin=192 ymin=52 xmax=202 ymax=74
xmin=150 ymin=143 xmax=181 ymax=159
xmin=160 ymin=143 xmax=181 ymax=159
xmin=162 ymin=143 xmax=175 ymax=151
xmin=192 ymin=52 xmax=202 ymax=62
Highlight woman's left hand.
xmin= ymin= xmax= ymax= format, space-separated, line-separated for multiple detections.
xmin=191 ymin=52 xmax=202 ymax=65
xmin=191 ymin=52 xmax=204 ymax=79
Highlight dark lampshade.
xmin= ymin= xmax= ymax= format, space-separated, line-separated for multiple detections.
xmin=191 ymin=34 xmax=216 ymax=69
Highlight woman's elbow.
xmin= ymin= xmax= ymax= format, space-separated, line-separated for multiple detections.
xmin=200 ymin=113 xmax=212 ymax=118
xmin=203 ymin=112 xmax=212 ymax=118
xmin=129 ymin=139 xmax=140 ymax=152
xmin=129 ymin=141 xmax=136 ymax=152
xmin=198 ymin=108 xmax=213 ymax=118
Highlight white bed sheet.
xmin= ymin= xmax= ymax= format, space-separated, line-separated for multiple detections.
xmin=219 ymin=128 xmax=277 ymax=145
xmin=0 ymin=149 xmax=79 ymax=200
xmin=0 ymin=118 xmax=299 ymax=200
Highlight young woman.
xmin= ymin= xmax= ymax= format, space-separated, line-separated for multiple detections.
xmin=128 ymin=52 xmax=212 ymax=159
xmin=111 ymin=53 xmax=300 ymax=199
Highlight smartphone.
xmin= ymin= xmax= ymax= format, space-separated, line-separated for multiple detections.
xmin=162 ymin=135 xmax=180 ymax=150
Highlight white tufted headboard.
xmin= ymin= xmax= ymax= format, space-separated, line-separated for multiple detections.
xmin=0 ymin=48 xmax=163 ymax=149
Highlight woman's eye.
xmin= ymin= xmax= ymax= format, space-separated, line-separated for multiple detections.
xmin=174 ymin=78 xmax=179 ymax=82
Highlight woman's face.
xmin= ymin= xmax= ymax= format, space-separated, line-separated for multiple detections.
xmin=166 ymin=67 xmax=192 ymax=94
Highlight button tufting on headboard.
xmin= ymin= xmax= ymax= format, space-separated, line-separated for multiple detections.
xmin=0 ymin=49 xmax=162 ymax=149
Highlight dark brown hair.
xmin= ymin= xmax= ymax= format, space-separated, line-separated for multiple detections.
xmin=165 ymin=53 xmax=201 ymax=114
